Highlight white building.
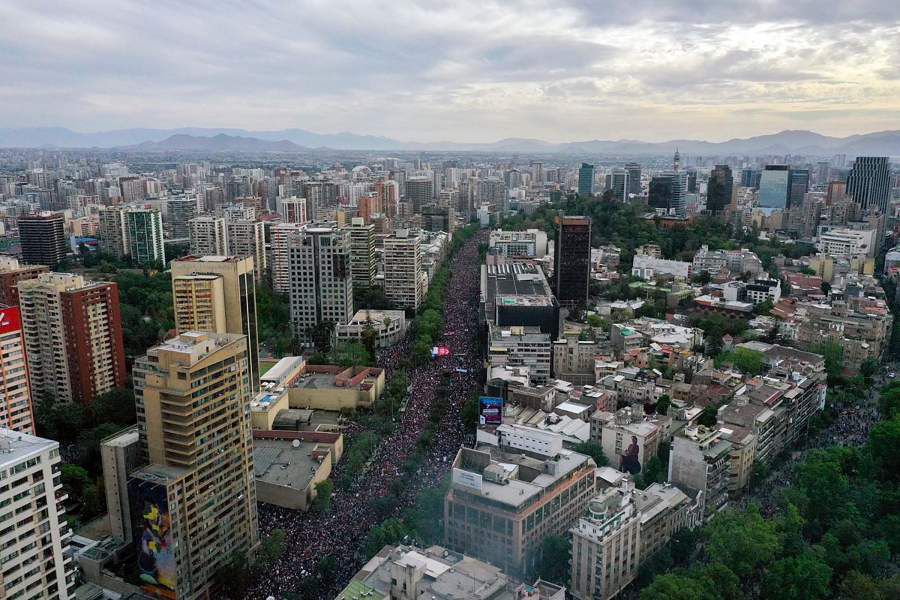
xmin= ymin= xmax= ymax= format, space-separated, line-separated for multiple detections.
xmin=0 ymin=429 xmax=76 ymax=599
xmin=489 ymin=228 xmax=549 ymax=258
xmin=276 ymin=196 xmax=308 ymax=224
xmin=288 ymin=224 xmax=354 ymax=345
xmin=817 ymin=228 xmax=877 ymax=260
xmin=225 ymin=219 xmax=267 ymax=280
xmin=188 ymin=215 xmax=228 ymax=256
xmin=631 ymin=254 xmax=691 ymax=280
xmin=0 ymin=307 xmax=33 ymax=433
xmin=270 ymin=222 xmax=304 ymax=294
xmin=383 ymin=229 xmax=423 ymax=311
xmin=334 ymin=309 xmax=407 ymax=348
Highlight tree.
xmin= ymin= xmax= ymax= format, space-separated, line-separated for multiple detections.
xmin=697 ymin=406 xmax=718 ymax=427
xmin=640 ymin=573 xmax=717 ymax=600
xmin=706 ymin=506 xmax=780 ymax=578
xmin=860 ymin=358 xmax=880 ymax=381
xmin=256 ymin=529 xmax=286 ymax=569
xmin=312 ymin=480 xmax=334 ymax=514
xmin=813 ymin=341 xmax=844 ymax=384
xmin=869 ymin=416 xmax=900 ymax=481
xmin=761 ymin=551 xmax=832 ymax=600
xmin=753 ymin=298 xmax=774 ymax=316
xmin=92 ymin=387 xmax=137 ymax=425
xmin=214 ymin=550 xmax=252 ymax=599
xmin=361 ymin=324 xmax=379 ymax=358
xmin=655 ymin=394 xmax=671 ymax=416
xmin=821 ymin=281 xmax=832 ymax=296
xmin=532 ymin=535 xmax=570 ymax=585
xmin=573 ymin=442 xmax=608 ymax=467
xmin=328 ymin=341 xmax=372 ymax=367
xmin=307 ymin=320 xmax=336 ymax=353
xmin=365 ymin=518 xmax=412 ymax=558
xmin=717 ymin=348 xmax=765 ymax=376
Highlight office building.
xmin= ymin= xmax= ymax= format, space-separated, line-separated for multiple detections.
xmin=788 ymin=168 xmax=809 ymax=209
xmin=0 ymin=307 xmax=33 ymax=433
xmin=625 ymin=163 xmax=642 ymax=199
xmin=125 ymin=206 xmax=166 ymax=265
xmin=816 ymin=228 xmax=877 ymax=259
xmin=167 ymin=196 xmax=198 ymax=239
xmin=98 ymin=205 xmax=129 ymax=259
xmin=554 ymin=216 xmax=591 ymax=309
xmin=18 ymin=273 xmax=126 ymax=405
xmin=847 ymin=156 xmax=891 ymax=214
xmin=18 ymin=212 xmax=67 ymax=268
xmin=489 ymin=229 xmax=548 ymax=258
xmin=188 ymin=215 xmax=228 ymax=256
xmin=445 ymin=430 xmax=596 ymax=575
xmin=478 ymin=177 xmax=506 ymax=209
xmin=405 ymin=176 xmax=434 ymax=213
xmin=578 ymin=163 xmax=595 ymax=197
xmin=347 ymin=218 xmax=377 ymax=289
xmin=384 ymin=230 xmax=423 ymax=311
xmin=270 ymin=222 xmax=304 ymax=293
xmin=706 ymin=165 xmax=733 ymax=214
xmin=758 ymin=166 xmax=791 ymax=211
xmin=741 ymin=168 xmax=760 ymax=189
xmin=276 ymin=196 xmax=308 ymax=224
xmin=130 ymin=332 xmax=259 ymax=600
xmin=335 ymin=309 xmax=407 ymax=348
xmin=225 ymin=219 xmax=266 ymax=280
xmin=0 ymin=257 xmax=47 ymax=307
xmin=481 ymin=256 xmax=560 ymax=339
xmin=0 ymin=429 xmax=76 ymax=600
xmin=610 ymin=169 xmax=627 ymax=202
xmin=287 ymin=224 xmax=354 ymax=345
xmin=648 ymin=173 xmax=685 ymax=216
xmin=171 ymin=256 xmax=260 ymax=387
xmin=100 ymin=426 xmax=142 ymax=542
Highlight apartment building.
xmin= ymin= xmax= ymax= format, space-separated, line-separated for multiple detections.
xmin=187 ymin=215 xmax=228 ymax=256
xmin=225 ymin=218 xmax=266 ymax=280
xmin=347 ymin=218 xmax=377 ymax=289
xmin=0 ymin=307 xmax=34 ymax=433
xmin=667 ymin=426 xmax=731 ymax=521
xmin=18 ymin=273 xmax=126 ymax=405
xmin=0 ymin=257 xmax=47 ymax=307
xmin=0 ymin=429 xmax=76 ymax=600
xmin=270 ymin=222 xmax=304 ymax=294
xmin=129 ymin=332 xmax=259 ymax=600
xmin=383 ymin=229 xmax=423 ymax=311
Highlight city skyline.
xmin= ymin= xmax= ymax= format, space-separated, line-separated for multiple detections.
xmin=2 ymin=1 xmax=900 ymax=142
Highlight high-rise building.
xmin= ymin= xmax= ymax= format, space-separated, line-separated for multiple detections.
xmin=847 ymin=156 xmax=891 ymax=214
xmin=578 ymin=163 xmax=595 ymax=197
xmin=18 ymin=273 xmax=126 ymax=405
xmin=648 ymin=175 xmax=674 ymax=212
xmin=0 ymin=307 xmax=34 ymax=433
xmin=668 ymin=426 xmax=732 ymax=521
xmin=100 ymin=426 xmax=142 ymax=542
xmin=788 ymin=168 xmax=810 ymax=209
xmin=18 ymin=212 xmax=67 ymax=268
xmin=758 ymin=165 xmax=791 ymax=211
xmin=383 ymin=229 xmax=423 ymax=311
xmin=98 ymin=205 xmax=129 ymax=259
xmin=188 ymin=215 xmax=228 ymax=256
xmin=706 ymin=165 xmax=733 ymax=214
xmin=740 ymin=168 xmax=760 ymax=189
xmin=347 ymin=218 xmax=376 ymax=289
xmin=270 ymin=222 xmax=305 ymax=294
xmin=0 ymin=256 xmax=48 ymax=307
xmin=625 ymin=162 xmax=642 ymax=199
xmin=0 ymin=428 xmax=76 ymax=600
xmin=554 ymin=216 xmax=591 ymax=308
xmin=287 ymin=224 xmax=354 ymax=345
xmin=125 ymin=206 xmax=166 ymax=265
xmin=405 ymin=176 xmax=434 ymax=213
xmin=276 ymin=196 xmax=308 ymax=224
xmin=610 ymin=168 xmax=628 ymax=201
xmin=130 ymin=332 xmax=259 ymax=599
xmin=167 ymin=196 xmax=198 ymax=239
xmin=686 ymin=169 xmax=698 ymax=194
xmin=170 ymin=256 xmax=259 ymax=388
xmin=225 ymin=219 xmax=266 ymax=280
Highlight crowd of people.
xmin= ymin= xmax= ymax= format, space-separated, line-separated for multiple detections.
xmin=250 ymin=232 xmax=485 ymax=599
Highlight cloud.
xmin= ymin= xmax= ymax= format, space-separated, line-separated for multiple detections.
xmin=0 ymin=0 xmax=898 ymax=141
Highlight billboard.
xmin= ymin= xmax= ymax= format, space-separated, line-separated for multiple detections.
xmin=479 ymin=396 xmax=503 ymax=426
xmin=431 ymin=345 xmax=451 ymax=358
xmin=0 ymin=306 xmax=21 ymax=335
xmin=128 ymin=478 xmax=177 ymax=598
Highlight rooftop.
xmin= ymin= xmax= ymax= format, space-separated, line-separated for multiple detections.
xmin=253 ymin=439 xmax=326 ymax=491
xmin=0 ymin=429 xmax=57 ymax=467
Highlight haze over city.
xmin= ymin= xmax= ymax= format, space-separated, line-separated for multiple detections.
xmin=2 ymin=0 xmax=900 ymax=142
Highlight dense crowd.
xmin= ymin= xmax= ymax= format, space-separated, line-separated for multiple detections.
xmin=250 ymin=233 xmax=485 ymax=599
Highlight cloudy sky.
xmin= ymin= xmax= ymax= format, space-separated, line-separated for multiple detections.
xmin=2 ymin=0 xmax=899 ymax=142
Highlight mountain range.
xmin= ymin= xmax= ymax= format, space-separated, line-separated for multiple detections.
xmin=1 ymin=126 xmax=899 ymax=156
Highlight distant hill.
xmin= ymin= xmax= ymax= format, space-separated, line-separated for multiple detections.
xmin=129 ymin=133 xmax=306 ymax=152
xmin=1 ymin=126 xmax=899 ymax=156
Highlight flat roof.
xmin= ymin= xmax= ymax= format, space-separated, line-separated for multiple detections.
xmin=0 ymin=429 xmax=56 ymax=468
xmin=253 ymin=439 xmax=324 ymax=490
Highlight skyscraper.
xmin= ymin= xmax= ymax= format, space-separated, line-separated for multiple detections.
xmin=270 ymin=222 xmax=305 ymax=293
xmin=225 ymin=218 xmax=267 ymax=280
xmin=18 ymin=212 xmax=67 ymax=268
xmin=610 ymin=168 xmax=628 ymax=202
xmin=847 ymin=156 xmax=891 ymax=214
xmin=758 ymin=165 xmax=791 ymax=211
xmin=405 ymin=176 xmax=434 ymax=213
xmin=649 ymin=175 xmax=674 ymax=212
xmin=0 ymin=428 xmax=76 ymax=599
xmin=125 ymin=206 xmax=166 ymax=265
xmin=625 ymin=162 xmax=642 ymax=199
xmin=167 ymin=196 xmax=198 ymax=239
xmin=706 ymin=165 xmax=734 ymax=215
xmin=554 ymin=216 xmax=591 ymax=308
xmin=130 ymin=332 xmax=259 ymax=599
xmin=0 ymin=307 xmax=34 ymax=433
xmin=170 ymin=256 xmax=260 ymax=387
xmin=578 ymin=163 xmax=595 ymax=197
xmin=18 ymin=273 xmax=126 ymax=405
xmin=384 ymin=229 xmax=423 ymax=311
xmin=347 ymin=218 xmax=376 ymax=289
xmin=276 ymin=196 xmax=308 ymax=223
xmin=788 ymin=168 xmax=810 ymax=209
xmin=98 ymin=205 xmax=129 ymax=258
xmin=287 ymin=223 xmax=354 ymax=345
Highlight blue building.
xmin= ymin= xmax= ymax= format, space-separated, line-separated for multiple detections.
xmin=578 ymin=162 xmax=595 ymax=197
